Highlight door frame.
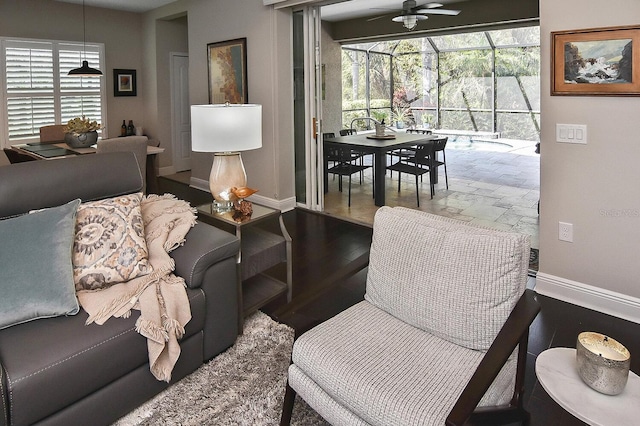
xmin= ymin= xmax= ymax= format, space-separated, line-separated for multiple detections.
xmin=170 ymin=51 xmax=191 ymax=173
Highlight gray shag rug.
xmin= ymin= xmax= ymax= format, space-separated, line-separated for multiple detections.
xmin=114 ymin=311 xmax=329 ymax=425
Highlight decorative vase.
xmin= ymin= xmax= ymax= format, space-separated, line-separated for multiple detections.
xmin=64 ymin=130 xmax=98 ymax=148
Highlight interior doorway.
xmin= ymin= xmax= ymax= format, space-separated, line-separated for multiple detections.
xmin=170 ymin=52 xmax=191 ymax=172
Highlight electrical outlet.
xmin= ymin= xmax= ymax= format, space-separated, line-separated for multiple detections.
xmin=559 ymin=222 xmax=573 ymax=242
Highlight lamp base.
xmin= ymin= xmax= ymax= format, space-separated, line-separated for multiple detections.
xmin=209 ymin=152 xmax=247 ymax=209
xmin=211 ymin=199 xmax=234 ymax=213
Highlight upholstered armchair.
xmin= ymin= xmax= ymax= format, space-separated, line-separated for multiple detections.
xmin=281 ymin=207 xmax=540 ymax=426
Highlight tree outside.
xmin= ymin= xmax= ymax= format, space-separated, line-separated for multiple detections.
xmin=341 ymin=26 xmax=541 ymax=141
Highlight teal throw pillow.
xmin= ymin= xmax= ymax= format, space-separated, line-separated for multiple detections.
xmin=0 ymin=199 xmax=81 ymax=330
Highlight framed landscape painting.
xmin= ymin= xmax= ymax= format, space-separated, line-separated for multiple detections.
xmin=551 ymin=25 xmax=640 ymax=96
xmin=207 ymin=38 xmax=247 ymax=104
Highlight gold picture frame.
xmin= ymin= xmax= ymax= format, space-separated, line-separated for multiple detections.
xmin=551 ymin=25 xmax=640 ymax=96
xmin=207 ymin=38 xmax=248 ymax=104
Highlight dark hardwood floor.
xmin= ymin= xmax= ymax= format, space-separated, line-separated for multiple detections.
xmin=159 ymin=176 xmax=639 ymax=426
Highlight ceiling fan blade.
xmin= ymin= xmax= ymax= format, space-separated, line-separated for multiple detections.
xmin=420 ymin=2 xmax=444 ymax=8
xmin=367 ymin=14 xmax=390 ymax=22
xmin=415 ymin=8 xmax=460 ymax=15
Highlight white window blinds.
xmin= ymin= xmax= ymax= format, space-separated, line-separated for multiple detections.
xmin=1 ymin=38 xmax=105 ymax=144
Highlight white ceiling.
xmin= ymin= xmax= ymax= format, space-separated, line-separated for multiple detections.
xmin=53 ymin=0 xmax=464 ymax=21
xmin=54 ymin=0 xmax=176 ymax=13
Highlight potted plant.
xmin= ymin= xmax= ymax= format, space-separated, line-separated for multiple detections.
xmin=64 ymin=115 xmax=101 ymax=148
xmin=392 ymin=106 xmax=410 ymax=129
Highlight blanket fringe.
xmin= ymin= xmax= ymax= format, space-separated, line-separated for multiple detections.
xmin=81 ymin=263 xmax=174 ymax=324
xmin=78 ymin=193 xmax=196 ymax=382
xmin=163 ymin=318 xmax=185 ymax=340
xmin=136 ymin=317 xmax=169 ymax=343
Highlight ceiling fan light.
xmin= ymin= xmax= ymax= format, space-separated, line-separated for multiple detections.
xmin=392 ymin=14 xmax=428 ymax=30
xmin=404 ymin=15 xmax=418 ymax=30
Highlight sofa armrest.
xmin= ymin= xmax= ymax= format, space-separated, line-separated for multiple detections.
xmin=445 ymin=289 xmax=541 ymax=426
xmin=171 ymin=222 xmax=240 ymax=289
xmin=0 ymin=363 xmax=7 ymax=426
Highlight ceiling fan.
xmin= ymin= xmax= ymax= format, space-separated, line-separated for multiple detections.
xmin=369 ymin=1 xmax=461 ymax=31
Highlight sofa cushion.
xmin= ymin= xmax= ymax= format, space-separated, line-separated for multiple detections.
xmin=291 ymin=301 xmax=516 ymax=426
xmin=0 ymin=199 xmax=81 ymax=330
xmin=0 ymin=286 xmax=205 ymax=426
xmin=365 ymin=207 xmax=529 ymax=351
xmin=73 ymin=193 xmax=151 ymax=291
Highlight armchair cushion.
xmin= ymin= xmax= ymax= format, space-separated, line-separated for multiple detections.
xmin=290 ymin=301 xmax=516 ymax=426
xmin=0 ymin=199 xmax=81 ymax=330
xmin=365 ymin=207 xmax=529 ymax=351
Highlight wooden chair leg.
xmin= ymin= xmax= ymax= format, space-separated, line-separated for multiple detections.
xmin=280 ymin=381 xmax=297 ymax=426
xmin=415 ymin=175 xmax=420 ymax=207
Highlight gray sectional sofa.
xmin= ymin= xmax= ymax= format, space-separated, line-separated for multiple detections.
xmin=0 ymin=152 xmax=240 ymax=426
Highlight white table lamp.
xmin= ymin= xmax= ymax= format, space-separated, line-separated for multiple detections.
xmin=191 ymin=103 xmax=262 ymax=211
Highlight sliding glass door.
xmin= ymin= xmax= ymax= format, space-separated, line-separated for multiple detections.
xmin=293 ymin=6 xmax=324 ymax=211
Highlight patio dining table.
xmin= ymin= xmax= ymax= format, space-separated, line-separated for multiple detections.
xmin=324 ymin=132 xmax=437 ymax=206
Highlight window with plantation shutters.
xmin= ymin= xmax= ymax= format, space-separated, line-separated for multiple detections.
xmin=1 ymin=37 xmax=106 ymax=147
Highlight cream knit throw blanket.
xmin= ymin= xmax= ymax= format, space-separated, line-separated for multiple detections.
xmin=77 ymin=194 xmax=197 ymax=382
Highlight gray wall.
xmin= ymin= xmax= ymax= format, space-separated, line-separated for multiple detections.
xmin=146 ymin=0 xmax=295 ymax=206
xmin=536 ymin=0 xmax=640 ymax=320
xmin=0 ymin=0 xmax=145 ymax=141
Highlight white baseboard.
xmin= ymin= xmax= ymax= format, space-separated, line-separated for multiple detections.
xmin=158 ymin=166 xmax=176 ymax=176
xmin=189 ymin=177 xmax=296 ymax=212
xmin=189 ymin=176 xmax=209 ymax=192
xmin=535 ymin=272 xmax=640 ymax=324
xmin=248 ymin=194 xmax=297 ymax=212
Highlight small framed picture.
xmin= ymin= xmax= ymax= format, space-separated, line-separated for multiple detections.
xmin=113 ymin=69 xmax=137 ymax=97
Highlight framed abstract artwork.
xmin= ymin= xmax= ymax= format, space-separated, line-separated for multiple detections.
xmin=207 ymin=38 xmax=248 ymax=104
xmin=551 ymin=25 xmax=640 ymax=96
xmin=113 ymin=69 xmax=137 ymax=97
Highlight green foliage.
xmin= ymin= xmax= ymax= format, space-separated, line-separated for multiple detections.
xmin=341 ymin=28 xmax=541 ymax=141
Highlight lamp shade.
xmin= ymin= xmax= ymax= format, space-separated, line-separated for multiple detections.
xmin=191 ymin=104 xmax=262 ymax=153
xmin=68 ymin=60 xmax=103 ymax=76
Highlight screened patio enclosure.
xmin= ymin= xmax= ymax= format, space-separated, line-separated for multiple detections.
xmin=341 ymin=26 xmax=540 ymax=142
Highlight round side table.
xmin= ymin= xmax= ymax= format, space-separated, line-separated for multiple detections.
xmin=535 ymin=347 xmax=640 ymax=426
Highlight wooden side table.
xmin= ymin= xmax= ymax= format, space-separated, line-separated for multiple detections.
xmin=535 ymin=347 xmax=640 ymax=425
xmin=197 ymin=202 xmax=292 ymax=331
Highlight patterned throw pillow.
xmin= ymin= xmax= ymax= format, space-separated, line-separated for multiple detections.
xmin=73 ymin=193 xmax=151 ymax=291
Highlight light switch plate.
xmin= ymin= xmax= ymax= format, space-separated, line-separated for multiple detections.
xmin=556 ymin=124 xmax=587 ymax=144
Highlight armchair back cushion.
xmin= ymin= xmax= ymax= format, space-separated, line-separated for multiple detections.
xmin=365 ymin=207 xmax=530 ymax=351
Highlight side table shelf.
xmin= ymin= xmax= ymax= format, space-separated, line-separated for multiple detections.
xmin=196 ymin=202 xmax=292 ymax=331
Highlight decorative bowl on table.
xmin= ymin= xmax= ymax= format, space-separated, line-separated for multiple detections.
xmin=64 ymin=130 xmax=98 ymax=148
xmin=63 ymin=116 xmax=101 ymax=148
xmin=576 ymin=331 xmax=630 ymax=395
